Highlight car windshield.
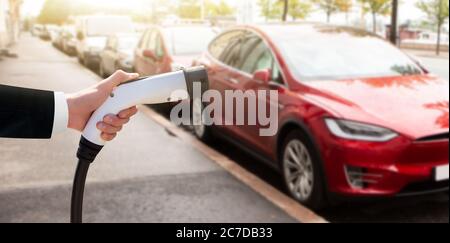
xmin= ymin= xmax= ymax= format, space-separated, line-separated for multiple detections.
xmin=275 ymin=27 xmax=423 ymax=81
xmin=118 ymin=37 xmax=138 ymax=51
xmin=168 ymin=27 xmax=216 ymax=55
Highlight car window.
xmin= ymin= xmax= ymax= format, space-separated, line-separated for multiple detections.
xmin=209 ymin=30 xmax=245 ymax=60
xmin=139 ymin=30 xmax=150 ymax=49
xmin=275 ymin=28 xmax=423 ymax=81
xmin=241 ymin=40 xmax=265 ymax=74
xmin=240 ymin=40 xmax=284 ymax=84
xmin=147 ymin=31 xmax=157 ymax=50
xmin=168 ymin=27 xmax=216 ymax=55
xmin=155 ymin=33 xmax=164 ymax=58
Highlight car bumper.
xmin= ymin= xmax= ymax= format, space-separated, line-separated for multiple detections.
xmin=320 ymin=132 xmax=449 ymax=197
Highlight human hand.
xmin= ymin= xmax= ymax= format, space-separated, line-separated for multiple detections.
xmin=66 ymin=70 xmax=139 ymax=141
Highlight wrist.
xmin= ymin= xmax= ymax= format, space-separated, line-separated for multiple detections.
xmin=66 ymin=93 xmax=78 ymax=131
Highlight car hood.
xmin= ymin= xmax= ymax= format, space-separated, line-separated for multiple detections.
xmin=303 ymin=75 xmax=449 ymax=139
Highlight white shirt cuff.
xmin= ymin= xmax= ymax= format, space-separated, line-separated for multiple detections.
xmin=52 ymin=92 xmax=69 ymax=136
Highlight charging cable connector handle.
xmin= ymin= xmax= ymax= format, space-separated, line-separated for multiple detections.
xmin=71 ymin=67 xmax=209 ymax=223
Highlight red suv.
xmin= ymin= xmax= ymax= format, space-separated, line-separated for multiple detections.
xmin=193 ymin=24 xmax=449 ymax=208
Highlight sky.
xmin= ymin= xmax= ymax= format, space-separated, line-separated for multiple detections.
xmin=21 ymin=0 xmax=428 ymax=23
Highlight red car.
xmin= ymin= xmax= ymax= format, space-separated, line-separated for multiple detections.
xmin=193 ymin=24 xmax=449 ymax=208
xmin=134 ymin=25 xmax=217 ymax=76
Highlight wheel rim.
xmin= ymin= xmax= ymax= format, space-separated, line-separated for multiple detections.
xmin=283 ymin=140 xmax=314 ymax=202
xmin=192 ymin=98 xmax=205 ymax=137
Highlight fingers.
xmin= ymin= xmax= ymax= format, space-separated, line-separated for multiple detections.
xmin=97 ymin=122 xmax=122 ymax=134
xmin=103 ymin=114 xmax=130 ymax=127
xmin=101 ymin=133 xmax=117 ymax=142
xmin=105 ymin=70 xmax=139 ymax=88
xmin=97 ymin=106 xmax=138 ymax=142
xmin=118 ymin=106 xmax=138 ymax=119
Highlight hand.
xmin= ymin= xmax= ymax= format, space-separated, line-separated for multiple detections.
xmin=66 ymin=70 xmax=140 ymax=141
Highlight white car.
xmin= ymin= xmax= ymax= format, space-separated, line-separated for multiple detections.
xmin=75 ymin=16 xmax=134 ymax=69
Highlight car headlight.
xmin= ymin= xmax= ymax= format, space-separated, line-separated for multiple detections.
xmin=325 ymin=118 xmax=398 ymax=142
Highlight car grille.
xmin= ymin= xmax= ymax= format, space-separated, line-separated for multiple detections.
xmin=417 ymin=133 xmax=449 ymax=142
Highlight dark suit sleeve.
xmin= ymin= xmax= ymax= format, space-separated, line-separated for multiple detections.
xmin=0 ymin=84 xmax=55 ymax=139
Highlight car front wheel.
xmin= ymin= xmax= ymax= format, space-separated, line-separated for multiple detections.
xmin=281 ymin=130 xmax=326 ymax=209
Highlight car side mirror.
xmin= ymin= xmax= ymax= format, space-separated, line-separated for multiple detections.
xmin=253 ymin=69 xmax=271 ymax=84
xmin=143 ymin=49 xmax=158 ymax=61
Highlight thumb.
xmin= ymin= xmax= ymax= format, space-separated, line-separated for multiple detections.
xmin=101 ymin=70 xmax=140 ymax=91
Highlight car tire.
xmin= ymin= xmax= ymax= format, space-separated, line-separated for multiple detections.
xmin=280 ymin=130 xmax=327 ymax=210
xmin=192 ymin=97 xmax=214 ymax=143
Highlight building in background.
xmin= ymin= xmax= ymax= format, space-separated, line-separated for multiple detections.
xmin=0 ymin=0 xmax=22 ymax=52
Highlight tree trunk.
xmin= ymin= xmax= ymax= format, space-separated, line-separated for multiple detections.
xmin=437 ymin=22 xmax=442 ymax=56
xmin=372 ymin=13 xmax=377 ymax=33
xmin=282 ymin=0 xmax=289 ymax=22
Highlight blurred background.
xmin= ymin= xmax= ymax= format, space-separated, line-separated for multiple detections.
xmin=1 ymin=0 xmax=449 ymax=53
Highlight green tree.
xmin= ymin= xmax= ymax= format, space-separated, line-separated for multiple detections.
xmin=359 ymin=0 xmax=391 ymax=33
xmin=258 ymin=0 xmax=282 ymax=21
xmin=313 ymin=0 xmax=352 ymax=23
xmin=417 ymin=0 xmax=450 ymax=55
xmin=280 ymin=0 xmax=289 ymax=21
xmin=289 ymin=0 xmax=313 ymax=20
xmin=337 ymin=0 xmax=353 ymax=23
xmin=177 ymin=0 xmax=202 ymax=19
xmin=38 ymin=0 xmax=73 ymax=25
xmin=205 ymin=0 xmax=235 ymax=17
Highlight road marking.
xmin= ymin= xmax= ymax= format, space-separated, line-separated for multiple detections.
xmin=138 ymin=105 xmax=328 ymax=224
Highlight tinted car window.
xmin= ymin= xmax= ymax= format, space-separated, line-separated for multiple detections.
xmin=168 ymin=27 xmax=216 ymax=55
xmin=138 ymin=30 xmax=150 ymax=49
xmin=274 ymin=27 xmax=423 ymax=81
xmin=208 ymin=30 xmax=245 ymax=60
xmin=240 ymin=39 xmax=284 ymax=84
xmin=155 ymin=33 xmax=165 ymax=58
xmin=220 ymin=33 xmax=260 ymax=69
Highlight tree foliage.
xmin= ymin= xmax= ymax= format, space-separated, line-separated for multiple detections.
xmin=258 ymin=0 xmax=311 ymax=21
xmin=358 ymin=0 xmax=391 ymax=32
xmin=416 ymin=0 xmax=450 ymax=54
xmin=312 ymin=0 xmax=353 ymax=22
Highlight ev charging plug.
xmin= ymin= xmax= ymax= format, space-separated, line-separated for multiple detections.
xmin=71 ymin=67 xmax=209 ymax=223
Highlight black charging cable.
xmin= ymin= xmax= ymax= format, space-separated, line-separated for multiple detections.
xmin=71 ymin=137 xmax=103 ymax=223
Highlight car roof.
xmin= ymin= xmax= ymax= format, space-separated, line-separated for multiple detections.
xmin=238 ymin=22 xmax=379 ymax=42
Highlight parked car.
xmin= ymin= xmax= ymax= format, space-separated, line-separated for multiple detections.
xmin=75 ymin=16 xmax=134 ymax=69
xmin=31 ymin=24 xmax=44 ymax=37
xmin=60 ymin=27 xmax=77 ymax=56
xmin=99 ymin=33 xmax=139 ymax=77
xmin=39 ymin=25 xmax=59 ymax=41
xmin=134 ymin=25 xmax=217 ymax=76
xmin=193 ymin=24 xmax=449 ymax=208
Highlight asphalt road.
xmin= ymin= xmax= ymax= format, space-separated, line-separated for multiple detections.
xmin=0 ymin=34 xmax=296 ymax=223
